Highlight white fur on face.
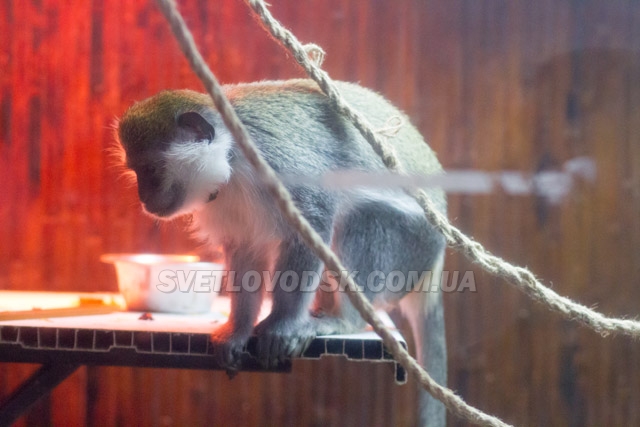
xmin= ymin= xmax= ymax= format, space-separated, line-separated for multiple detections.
xmin=162 ymin=127 xmax=234 ymax=215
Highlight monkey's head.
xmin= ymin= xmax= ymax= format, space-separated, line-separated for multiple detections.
xmin=116 ymin=90 xmax=233 ymax=219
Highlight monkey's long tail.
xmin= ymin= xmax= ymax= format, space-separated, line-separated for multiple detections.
xmin=398 ymin=253 xmax=447 ymax=427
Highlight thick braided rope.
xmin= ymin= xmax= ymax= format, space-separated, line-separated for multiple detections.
xmin=246 ymin=0 xmax=640 ymax=339
xmin=154 ymin=1 xmax=511 ymax=426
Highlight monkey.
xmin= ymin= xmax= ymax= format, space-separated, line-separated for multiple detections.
xmin=116 ymin=79 xmax=447 ymax=426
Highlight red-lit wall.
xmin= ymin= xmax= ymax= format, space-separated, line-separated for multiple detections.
xmin=1 ymin=1 xmax=640 ymax=426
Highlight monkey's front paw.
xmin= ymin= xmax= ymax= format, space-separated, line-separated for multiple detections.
xmin=253 ymin=316 xmax=316 ymax=368
xmin=210 ymin=323 xmax=250 ymax=373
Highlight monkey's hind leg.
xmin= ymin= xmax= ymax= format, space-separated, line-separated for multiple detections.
xmin=316 ymin=197 xmax=447 ymax=427
xmin=317 ymin=197 xmax=445 ymax=327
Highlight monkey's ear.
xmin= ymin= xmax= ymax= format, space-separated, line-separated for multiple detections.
xmin=177 ymin=111 xmax=215 ymax=143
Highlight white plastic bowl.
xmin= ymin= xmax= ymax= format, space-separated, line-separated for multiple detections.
xmin=101 ymin=254 xmax=224 ymax=314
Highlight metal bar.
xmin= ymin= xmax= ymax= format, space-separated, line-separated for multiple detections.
xmin=0 ymin=363 xmax=79 ymax=426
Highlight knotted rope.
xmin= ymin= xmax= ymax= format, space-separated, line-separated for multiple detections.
xmin=154 ymin=0 xmax=639 ymax=425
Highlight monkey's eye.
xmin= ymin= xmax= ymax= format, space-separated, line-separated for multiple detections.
xmin=177 ymin=111 xmax=215 ymax=144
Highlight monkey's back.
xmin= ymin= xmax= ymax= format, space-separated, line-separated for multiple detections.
xmin=225 ymin=79 xmax=446 ymax=213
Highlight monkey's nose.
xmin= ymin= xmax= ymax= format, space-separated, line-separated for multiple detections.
xmin=139 ymin=183 xmax=185 ymax=217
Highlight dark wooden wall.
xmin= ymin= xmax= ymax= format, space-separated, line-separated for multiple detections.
xmin=2 ymin=0 xmax=639 ymax=426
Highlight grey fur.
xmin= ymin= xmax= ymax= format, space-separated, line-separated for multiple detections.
xmin=117 ymin=79 xmax=447 ymax=426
